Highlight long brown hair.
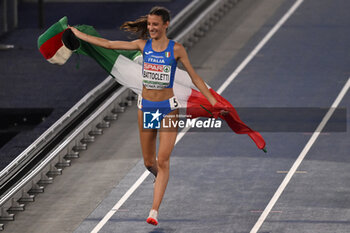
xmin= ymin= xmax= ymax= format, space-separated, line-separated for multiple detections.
xmin=120 ymin=6 xmax=171 ymax=39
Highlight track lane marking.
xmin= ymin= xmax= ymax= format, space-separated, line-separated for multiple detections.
xmin=250 ymin=78 xmax=350 ymax=233
xmin=91 ymin=171 xmax=149 ymax=233
xmin=218 ymin=0 xmax=304 ymax=94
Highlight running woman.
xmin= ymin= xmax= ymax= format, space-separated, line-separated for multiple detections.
xmin=69 ymin=6 xmax=222 ymax=226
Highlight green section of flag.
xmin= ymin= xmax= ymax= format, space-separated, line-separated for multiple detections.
xmin=75 ymin=24 xmax=141 ymax=74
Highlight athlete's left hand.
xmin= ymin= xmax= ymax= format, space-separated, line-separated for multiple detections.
xmin=212 ymin=101 xmax=230 ymax=118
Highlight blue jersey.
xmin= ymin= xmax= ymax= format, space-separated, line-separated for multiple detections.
xmin=142 ymin=39 xmax=177 ymax=89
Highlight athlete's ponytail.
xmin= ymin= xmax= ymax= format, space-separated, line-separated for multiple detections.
xmin=120 ymin=6 xmax=171 ymax=39
xmin=120 ymin=15 xmax=148 ymax=39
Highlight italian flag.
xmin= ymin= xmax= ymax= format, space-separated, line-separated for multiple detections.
xmin=38 ymin=17 xmax=266 ymax=152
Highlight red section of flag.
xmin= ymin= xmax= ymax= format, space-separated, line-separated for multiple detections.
xmin=39 ymin=30 xmax=65 ymax=59
xmin=186 ymin=88 xmax=266 ymax=150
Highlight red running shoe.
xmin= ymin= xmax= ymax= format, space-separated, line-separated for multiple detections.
xmin=146 ymin=209 xmax=158 ymax=226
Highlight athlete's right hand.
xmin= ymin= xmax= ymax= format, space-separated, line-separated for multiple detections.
xmin=67 ymin=26 xmax=79 ymax=36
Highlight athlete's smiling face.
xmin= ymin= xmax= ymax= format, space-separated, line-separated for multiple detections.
xmin=147 ymin=14 xmax=169 ymax=39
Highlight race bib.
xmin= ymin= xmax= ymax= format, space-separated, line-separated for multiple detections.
xmin=143 ymin=62 xmax=172 ymax=89
xmin=169 ymin=96 xmax=180 ymax=110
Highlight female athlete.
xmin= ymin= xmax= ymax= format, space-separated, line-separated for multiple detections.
xmin=69 ymin=6 xmax=222 ymax=226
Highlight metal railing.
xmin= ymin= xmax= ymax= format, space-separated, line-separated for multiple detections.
xmin=0 ymin=77 xmax=118 ymax=192
xmin=0 ymin=0 xmax=240 ymax=230
xmin=0 ymin=0 xmax=17 ymax=36
xmin=175 ymin=0 xmax=240 ymax=48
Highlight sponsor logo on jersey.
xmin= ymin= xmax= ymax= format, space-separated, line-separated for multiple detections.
xmin=144 ymin=63 xmax=164 ymax=72
xmin=163 ymin=65 xmax=171 ymax=73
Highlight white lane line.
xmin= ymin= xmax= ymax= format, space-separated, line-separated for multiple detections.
xmin=217 ymin=0 xmax=304 ymax=95
xmin=91 ymin=171 xmax=150 ymax=233
xmin=250 ymin=78 xmax=350 ymax=233
xmin=91 ymin=0 xmax=305 ymax=232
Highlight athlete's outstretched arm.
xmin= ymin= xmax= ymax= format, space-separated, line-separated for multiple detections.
xmin=175 ymin=43 xmax=217 ymax=106
xmin=69 ymin=26 xmax=145 ymax=51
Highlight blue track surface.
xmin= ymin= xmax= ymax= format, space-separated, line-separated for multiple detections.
xmin=75 ymin=0 xmax=350 ymax=232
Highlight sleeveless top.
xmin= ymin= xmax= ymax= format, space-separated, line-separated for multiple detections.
xmin=142 ymin=39 xmax=177 ymax=89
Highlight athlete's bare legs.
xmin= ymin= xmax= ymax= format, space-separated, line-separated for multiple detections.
xmin=138 ymin=109 xmax=178 ymax=225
